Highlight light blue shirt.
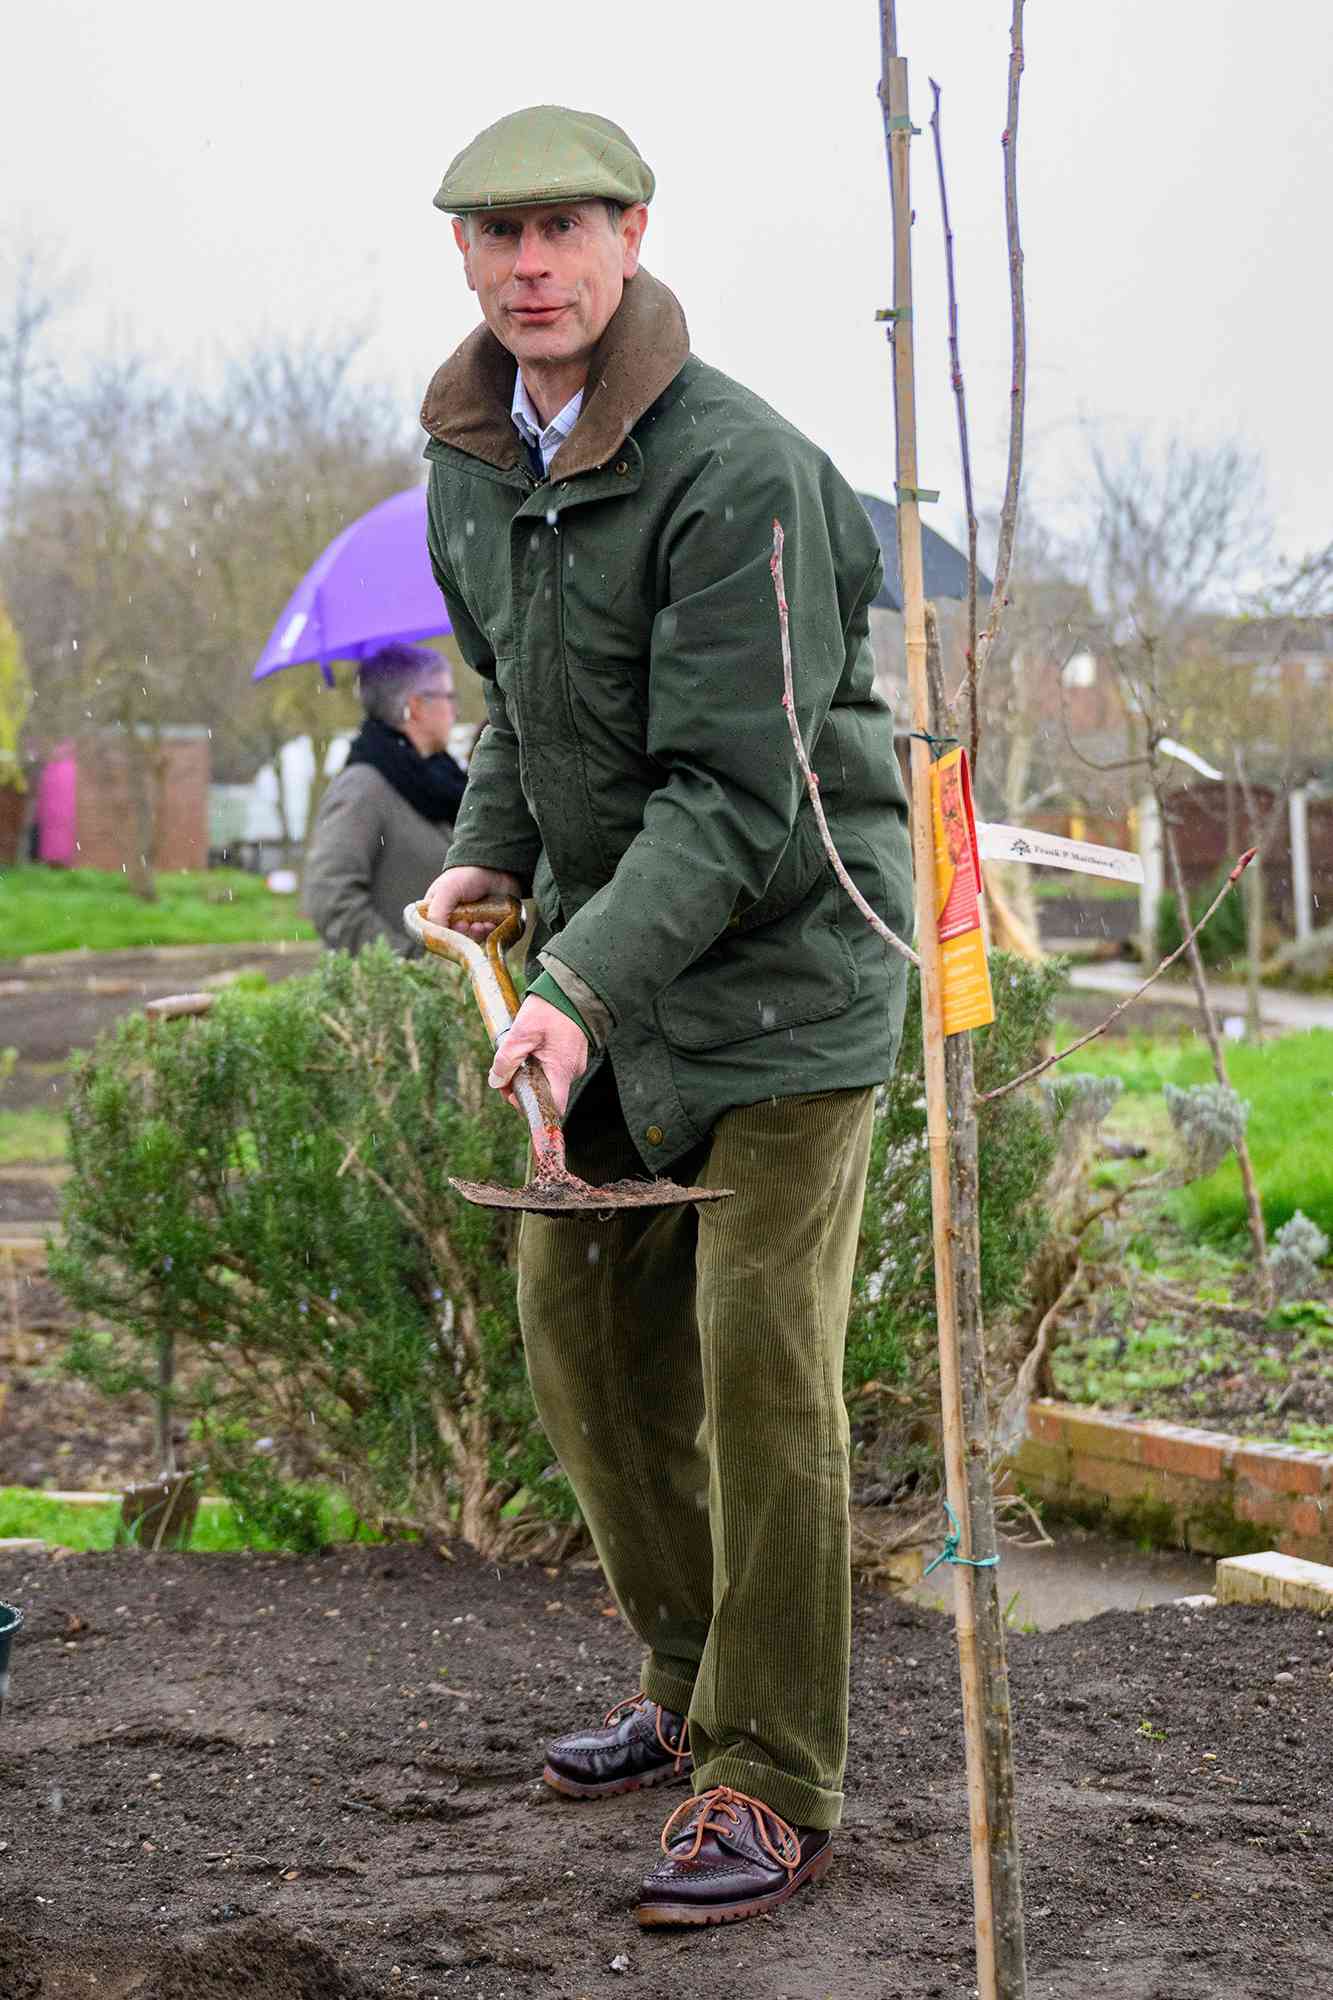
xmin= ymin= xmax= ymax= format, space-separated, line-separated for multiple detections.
xmin=510 ymin=373 xmax=584 ymax=475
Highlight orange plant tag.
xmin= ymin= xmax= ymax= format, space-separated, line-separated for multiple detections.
xmin=930 ymin=747 xmax=995 ymax=1036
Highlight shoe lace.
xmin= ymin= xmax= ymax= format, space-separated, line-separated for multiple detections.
xmin=659 ymin=1785 xmax=802 ymax=1876
xmin=601 ymin=1694 xmax=691 ymax=1775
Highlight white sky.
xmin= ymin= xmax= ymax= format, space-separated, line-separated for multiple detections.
xmin=6 ymin=0 xmax=1330 ymax=567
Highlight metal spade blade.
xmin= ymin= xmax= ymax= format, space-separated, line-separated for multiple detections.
xmin=405 ymin=897 xmax=734 ymax=1216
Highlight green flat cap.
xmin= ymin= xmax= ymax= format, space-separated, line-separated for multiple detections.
xmin=434 ymin=104 xmax=654 ymax=215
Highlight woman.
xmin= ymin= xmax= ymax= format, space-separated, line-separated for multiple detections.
xmin=304 ymin=643 xmax=466 ymax=955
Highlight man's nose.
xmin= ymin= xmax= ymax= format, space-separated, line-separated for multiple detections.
xmin=512 ymin=227 xmax=550 ymax=279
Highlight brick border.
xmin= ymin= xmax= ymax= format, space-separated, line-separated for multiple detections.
xmin=1012 ymin=1401 xmax=1333 ymax=1562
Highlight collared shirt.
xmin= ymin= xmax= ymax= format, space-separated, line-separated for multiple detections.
xmin=510 ymin=372 xmax=584 ymax=476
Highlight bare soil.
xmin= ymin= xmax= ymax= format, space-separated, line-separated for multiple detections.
xmin=1 ymin=1272 xmax=169 ymax=1492
xmin=1 ymin=1543 xmax=1330 ymax=2000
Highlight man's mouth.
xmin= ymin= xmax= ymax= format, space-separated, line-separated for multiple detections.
xmin=508 ymin=303 xmax=568 ymax=323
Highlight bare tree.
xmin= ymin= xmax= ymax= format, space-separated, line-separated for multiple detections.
xmin=5 ymin=350 xmax=197 ymax=896
xmin=4 ymin=321 xmax=423 ymax=885
xmin=1070 ymin=434 xmax=1278 ymax=1294
xmin=0 ymin=240 xmax=79 ymax=532
xmin=178 ymin=333 xmax=421 ymax=822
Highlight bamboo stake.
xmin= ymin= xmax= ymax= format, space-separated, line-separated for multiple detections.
xmin=880 ymin=29 xmax=1026 ymax=2000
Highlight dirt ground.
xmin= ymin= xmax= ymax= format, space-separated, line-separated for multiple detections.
xmin=0 ymin=1544 xmax=1330 ymax=2000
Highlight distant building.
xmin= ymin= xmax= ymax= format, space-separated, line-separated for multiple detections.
xmin=32 ymin=727 xmax=210 ymax=874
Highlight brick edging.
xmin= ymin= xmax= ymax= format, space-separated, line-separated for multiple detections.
xmin=1011 ymin=1401 xmax=1333 ymax=1562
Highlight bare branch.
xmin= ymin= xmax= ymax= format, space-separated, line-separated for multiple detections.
xmin=977 ymin=847 xmax=1256 ymax=1105
xmin=928 ymin=79 xmax=980 ymax=762
xmin=770 ymin=519 xmax=920 ymax=970
xmin=974 ymin=0 xmax=1028 ymax=689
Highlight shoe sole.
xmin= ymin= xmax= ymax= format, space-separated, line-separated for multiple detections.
xmin=542 ymin=1760 xmax=692 ymax=1801
xmin=635 ymin=1840 xmax=833 ymax=1927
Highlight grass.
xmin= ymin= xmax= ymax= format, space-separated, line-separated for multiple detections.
xmin=1061 ymin=1025 xmax=1333 ymax=1244
xmin=0 ymin=1107 xmax=67 ymax=1165
xmin=1033 ymin=876 xmax=1139 ymax=903
xmin=0 ymin=865 xmax=317 ymax=957
xmin=0 ymin=1484 xmax=379 ymax=1553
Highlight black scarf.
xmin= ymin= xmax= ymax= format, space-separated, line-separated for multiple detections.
xmin=344 ymin=717 xmax=467 ymax=825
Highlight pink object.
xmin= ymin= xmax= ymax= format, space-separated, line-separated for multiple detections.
xmin=35 ymin=744 xmax=77 ymax=865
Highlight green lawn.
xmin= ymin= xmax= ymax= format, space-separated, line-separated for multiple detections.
xmin=0 ymin=1107 xmax=67 ymax=1165
xmin=1066 ymin=1026 xmax=1333 ymax=1244
xmin=0 ymin=1485 xmax=376 ymax=1553
xmin=0 ymin=866 xmax=317 ymax=957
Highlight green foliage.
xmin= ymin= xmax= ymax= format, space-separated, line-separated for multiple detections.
xmin=1072 ymin=1028 xmax=1333 ymax=1243
xmin=0 ymin=596 xmax=32 ymax=794
xmin=0 ymin=865 xmax=316 ymax=956
xmin=193 ymin=1421 xmax=338 ymax=1554
xmin=1155 ymin=865 xmax=1248 ymax=969
xmin=51 ymin=945 xmax=570 ymax=1556
xmin=849 ymin=952 xmax=1064 ymax=1395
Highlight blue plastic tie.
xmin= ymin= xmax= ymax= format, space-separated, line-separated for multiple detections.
xmin=922 ymin=1501 xmax=1000 ymax=1579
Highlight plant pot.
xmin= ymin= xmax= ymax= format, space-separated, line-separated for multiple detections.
xmin=0 ymin=1601 xmax=23 ymax=1720
xmin=119 ymin=1472 xmax=202 ymax=1551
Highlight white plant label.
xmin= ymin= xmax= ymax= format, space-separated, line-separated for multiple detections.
xmin=978 ymin=822 xmax=1145 ymax=884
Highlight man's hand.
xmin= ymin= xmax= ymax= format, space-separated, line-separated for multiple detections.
xmin=423 ymin=865 xmax=523 ymax=942
xmin=489 ymin=994 xmax=588 ymax=1120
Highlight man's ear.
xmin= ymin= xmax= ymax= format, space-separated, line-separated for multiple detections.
xmin=619 ymin=203 xmax=649 ymax=280
xmin=451 ymin=216 xmax=477 ymax=293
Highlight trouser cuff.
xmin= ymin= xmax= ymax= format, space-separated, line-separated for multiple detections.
xmin=690 ymin=1751 xmax=844 ymax=1832
xmin=640 ymin=1662 xmax=697 ymax=1717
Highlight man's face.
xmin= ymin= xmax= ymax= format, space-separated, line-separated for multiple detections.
xmin=452 ymin=200 xmax=648 ymax=378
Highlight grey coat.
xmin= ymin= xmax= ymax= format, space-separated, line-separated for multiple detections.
xmin=303 ymin=764 xmax=453 ymax=956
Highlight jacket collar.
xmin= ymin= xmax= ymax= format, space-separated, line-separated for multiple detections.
xmin=420 ymin=268 xmax=689 ymax=480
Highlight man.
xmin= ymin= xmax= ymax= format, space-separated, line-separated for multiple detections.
xmin=421 ymin=104 xmax=913 ymax=1929
xmin=305 ymin=642 xmax=464 ymax=955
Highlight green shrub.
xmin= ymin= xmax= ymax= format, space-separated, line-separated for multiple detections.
xmin=849 ymin=952 xmax=1064 ymax=1402
xmin=1155 ymin=865 xmax=1248 ymax=969
xmin=52 ymin=945 xmax=572 ymax=1557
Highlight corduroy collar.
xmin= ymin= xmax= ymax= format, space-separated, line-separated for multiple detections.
xmin=419 ymin=268 xmax=689 ymax=480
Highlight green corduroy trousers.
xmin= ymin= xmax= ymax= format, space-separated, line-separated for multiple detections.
xmin=517 ymin=1063 xmax=875 ymax=1830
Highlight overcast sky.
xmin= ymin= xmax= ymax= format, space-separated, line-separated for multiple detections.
xmin=6 ymin=1 xmax=1330 ymax=567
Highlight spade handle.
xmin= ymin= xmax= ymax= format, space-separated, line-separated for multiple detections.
xmin=404 ymin=897 xmax=567 ymax=1175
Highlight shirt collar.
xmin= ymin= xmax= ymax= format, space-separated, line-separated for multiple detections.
xmin=510 ymin=371 xmax=584 ymax=471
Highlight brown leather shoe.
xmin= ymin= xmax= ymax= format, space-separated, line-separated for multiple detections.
xmin=543 ymin=1695 xmax=692 ymax=1799
xmin=635 ymin=1784 xmax=832 ymax=1927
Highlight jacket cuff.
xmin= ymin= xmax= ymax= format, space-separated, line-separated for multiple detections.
xmin=527 ymin=970 xmax=592 ymax=1043
xmin=536 ymin=953 xmax=613 ymax=1049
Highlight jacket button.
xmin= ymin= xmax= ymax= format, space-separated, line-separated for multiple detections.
xmin=645 ymin=1125 xmax=664 ymax=1146
xmin=614 ymin=460 xmax=629 ymax=476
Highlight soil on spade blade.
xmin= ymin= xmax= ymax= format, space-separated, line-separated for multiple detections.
xmin=0 ymin=1543 xmax=1328 ymax=2000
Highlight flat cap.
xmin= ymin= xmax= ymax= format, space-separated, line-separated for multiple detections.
xmin=434 ymin=104 xmax=654 ymax=215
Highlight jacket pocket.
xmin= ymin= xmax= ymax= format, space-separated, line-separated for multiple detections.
xmin=654 ymin=877 xmax=858 ymax=1052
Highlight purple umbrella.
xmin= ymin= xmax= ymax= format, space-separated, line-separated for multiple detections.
xmin=251 ymin=487 xmax=449 ymax=685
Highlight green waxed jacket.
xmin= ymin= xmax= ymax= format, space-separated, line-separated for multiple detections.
xmin=420 ymin=270 xmax=913 ymax=1172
